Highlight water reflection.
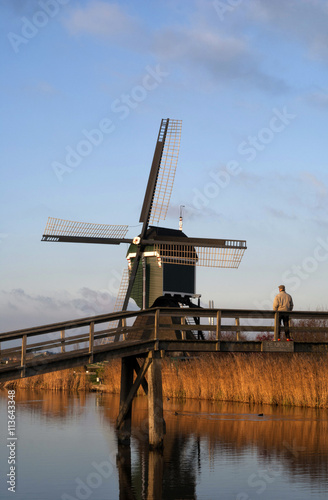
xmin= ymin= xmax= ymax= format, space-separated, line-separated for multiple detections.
xmin=0 ymin=391 xmax=327 ymax=500
xmin=13 ymin=389 xmax=87 ymax=419
xmin=99 ymin=395 xmax=328 ymax=499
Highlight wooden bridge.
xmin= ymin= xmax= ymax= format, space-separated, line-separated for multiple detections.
xmin=1 ymin=307 xmax=328 ymax=448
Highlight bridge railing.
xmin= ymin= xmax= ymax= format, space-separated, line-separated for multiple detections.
xmin=1 ymin=308 xmax=328 ymax=378
xmin=153 ymin=308 xmax=328 ymax=342
xmin=0 ymin=308 xmax=152 ymax=377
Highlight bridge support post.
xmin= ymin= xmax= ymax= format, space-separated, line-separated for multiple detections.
xmin=117 ymin=356 xmax=134 ymax=445
xmin=235 ymin=317 xmax=240 ymax=341
xmin=274 ymin=312 xmax=280 ymax=341
xmin=148 ymin=350 xmax=165 ymax=450
xmin=21 ymin=334 xmax=27 ymax=378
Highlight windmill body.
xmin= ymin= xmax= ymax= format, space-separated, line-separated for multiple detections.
xmin=42 ymin=118 xmax=247 ymax=316
xmin=127 ymin=226 xmax=196 ymax=309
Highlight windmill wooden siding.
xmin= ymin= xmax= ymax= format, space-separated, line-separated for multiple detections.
xmin=129 ymin=253 xmax=163 ymax=309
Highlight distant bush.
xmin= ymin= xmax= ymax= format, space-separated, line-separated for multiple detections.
xmin=256 ymin=333 xmax=274 ymax=341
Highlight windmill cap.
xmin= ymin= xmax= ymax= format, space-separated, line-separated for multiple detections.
xmin=278 ymin=285 xmax=285 ymax=291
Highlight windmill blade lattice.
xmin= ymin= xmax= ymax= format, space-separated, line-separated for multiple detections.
xmin=108 ymin=269 xmax=130 ymax=331
xmin=153 ymin=241 xmax=246 ymax=268
xmin=42 ymin=217 xmax=129 ymax=243
xmin=149 ymin=119 xmax=182 ymax=224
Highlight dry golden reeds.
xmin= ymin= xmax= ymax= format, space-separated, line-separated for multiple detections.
xmin=3 ymin=367 xmax=90 ymax=392
xmin=161 ymin=354 xmax=328 ymax=408
xmin=3 ymin=353 xmax=328 ymax=408
xmin=101 ymin=354 xmax=328 ymax=409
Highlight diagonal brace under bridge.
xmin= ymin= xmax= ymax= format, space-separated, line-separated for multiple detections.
xmin=116 ymin=352 xmax=152 ymax=430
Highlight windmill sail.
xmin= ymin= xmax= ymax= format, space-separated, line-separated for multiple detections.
xmin=146 ymin=235 xmax=247 ymax=268
xmin=108 ymin=269 xmax=130 ymax=331
xmin=153 ymin=241 xmax=246 ymax=268
xmin=139 ymin=119 xmax=182 ymax=226
xmin=42 ymin=217 xmax=131 ymax=244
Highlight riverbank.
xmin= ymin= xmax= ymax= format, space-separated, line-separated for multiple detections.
xmin=2 ymin=354 xmax=328 ymax=408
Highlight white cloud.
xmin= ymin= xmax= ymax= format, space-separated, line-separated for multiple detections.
xmin=61 ymin=1 xmax=288 ymax=93
xmin=152 ymin=25 xmax=288 ymax=92
xmin=247 ymin=0 xmax=328 ymax=63
xmin=265 ymin=207 xmax=297 ymax=221
xmin=301 ymin=172 xmax=327 ymax=197
xmin=0 ymin=288 xmax=116 ymax=332
xmin=305 ymin=88 xmax=328 ymax=108
xmin=63 ymin=1 xmax=140 ymax=40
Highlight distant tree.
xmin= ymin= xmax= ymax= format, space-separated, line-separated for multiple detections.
xmin=292 ymin=317 xmax=328 ymax=342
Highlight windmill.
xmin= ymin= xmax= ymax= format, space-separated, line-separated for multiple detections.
xmin=41 ymin=118 xmax=247 ymax=318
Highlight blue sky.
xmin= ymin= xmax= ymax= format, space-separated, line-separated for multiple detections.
xmin=1 ymin=0 xmax=328 ymax=331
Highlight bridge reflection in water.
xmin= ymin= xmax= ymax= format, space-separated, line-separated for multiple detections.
xmin=102 ymin=395 xmax=327 ymax=500
xmin=1 ymin=391 xmax=327 ymax=499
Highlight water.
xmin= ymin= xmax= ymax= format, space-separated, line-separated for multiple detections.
xmin=0 ymin=390 xmax=327 ymax=499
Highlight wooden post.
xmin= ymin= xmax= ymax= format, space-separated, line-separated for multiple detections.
xmin=122 ymin=318 xmax=126 ymax=341
xmin=89 ymin=322 xmax=94 ymax=363
xmin=147 ymin=451 xmax=164 ymax=500
xmin=117 ymin=356 xmax=134 ymax=445
xmin=274 ymin=312 xmax=280 ymax=341
xmin=21 ymin=335 xmax=27 ymax=378
xmin=61 ymin=330 xmax=65 ymax=353
xmin=148 ymin=351 xmax=164 ymax=450
xmin=154 ymin=308 xmax=160 ymax=341
xmin=216 ymin=310 xmax=221 ymax=340
xmin=181 ymin=316 xmax=186 ymax=340
xmin=235 ymin=318 xmax=240 ymax=341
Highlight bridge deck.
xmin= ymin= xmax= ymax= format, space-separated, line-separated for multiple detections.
xmin=1 ymin=307 xmax=328 ymax=383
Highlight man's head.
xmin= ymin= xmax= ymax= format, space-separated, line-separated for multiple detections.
xmin=278 ymin=285 xmax=285 ymax=292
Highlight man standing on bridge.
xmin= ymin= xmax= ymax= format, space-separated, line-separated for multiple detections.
xmin=273 ymin=285 xmax=294 ymax=341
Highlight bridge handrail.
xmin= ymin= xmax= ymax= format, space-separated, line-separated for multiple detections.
xmin=0 ymin=308 xmax=154 ymax=341
xmin=1 ymin=307 xmax=328 ymax=342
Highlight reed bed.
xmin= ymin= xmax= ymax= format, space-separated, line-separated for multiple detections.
xmin=3 ymin=367 xmax=90 ymax=392
xmin=161 ymin=354 xmax=328 ymax=408
xmin=101 ymin=354 xmax=328 ymax=408
xmin=3 ymin=354 xmax=328 ymax=407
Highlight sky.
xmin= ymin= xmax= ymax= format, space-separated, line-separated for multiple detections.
xmin=1 ymin=0 xmax=328 ymax=332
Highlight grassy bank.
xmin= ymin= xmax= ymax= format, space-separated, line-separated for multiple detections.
xmin=2 ymin=354 xmax=328 ymax=408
